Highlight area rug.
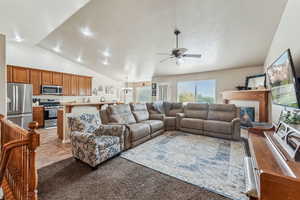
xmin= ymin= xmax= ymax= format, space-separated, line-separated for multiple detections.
xmin=121 ymin=131 xmax=248 ymax=200
xmin=38 ymin=157 xmax=229 ymax=200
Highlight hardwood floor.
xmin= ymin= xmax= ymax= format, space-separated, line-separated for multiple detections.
xmin=36 ymin=128 xmax=72 ymax=169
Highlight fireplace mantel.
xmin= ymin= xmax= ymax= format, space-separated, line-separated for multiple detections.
xmin=222 ymin=89 xmax=270 ymax=122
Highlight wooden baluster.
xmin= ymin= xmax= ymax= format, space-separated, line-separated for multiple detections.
xmin=27 ymin=122 xmax=39 ymax=200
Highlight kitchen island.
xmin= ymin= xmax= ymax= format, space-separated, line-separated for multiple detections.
xmin=57 ymin=102 xmax=123 ymax=143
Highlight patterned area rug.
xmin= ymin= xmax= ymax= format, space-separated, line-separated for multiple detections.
xmin=121 ymin=131 xmax=248 ymax=200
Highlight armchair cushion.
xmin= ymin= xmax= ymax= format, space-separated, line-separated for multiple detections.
xmin=68 ymin=112 xmax=101 ymax=133
xmin=150 ymin=114 xmax=164 ymax=121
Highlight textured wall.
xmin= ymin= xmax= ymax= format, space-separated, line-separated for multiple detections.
xmin=264 ymin=0 xmax=300 ymax=123
xmin=0 ymin=34 xmax=6 ymax=115
xmin=153 ymin=66 xmax=264 ymax=103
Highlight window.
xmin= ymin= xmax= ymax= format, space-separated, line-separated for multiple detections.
xmin=177 ymin=80 xmax=216 ymax=104
xmin=136 ymin=86 xmax=152 ymax=103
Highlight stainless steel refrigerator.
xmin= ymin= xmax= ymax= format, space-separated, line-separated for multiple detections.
xmin=7 ymin=83 xmax=33 ymax=129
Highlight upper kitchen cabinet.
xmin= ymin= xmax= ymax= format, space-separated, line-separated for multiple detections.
xmin=10 ymin=66 xmax=30 ymax=83
xmin=7 ymin=65 xmax=12 ymax=83
xmin=62 ymin=73 xmax=72 ymax=96
xmin=78 ymin=76 xmax=92 ymax=96
xmin=71 ymin=75 xmax=79 ymax=96
xmin=41 ymin=71 xmax=53 ymax=85
xmin=30 ymin=69 xmax=42 ymax=95
xmin=86 ymin=77 xmax=92 ymax=96
xmin=52 ymin=72 xmax=63 ymax=86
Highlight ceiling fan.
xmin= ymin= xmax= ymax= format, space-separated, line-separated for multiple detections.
xmin=158 ymin=29 xmax=202 ymax=65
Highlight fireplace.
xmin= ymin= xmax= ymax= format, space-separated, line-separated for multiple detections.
xmin=222 ymin=90 xmax=269 ymax=122
xmin=240 ymin=107 xmax=255 ymax=128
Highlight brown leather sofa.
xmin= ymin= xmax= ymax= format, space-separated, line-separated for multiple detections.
xmin=104 ymin=104 xmax=164 ymax=150
xmin=176 ymin=103 xmax=241 ymax=140
xmin=147 ymin=102 xmax=183 ymax=131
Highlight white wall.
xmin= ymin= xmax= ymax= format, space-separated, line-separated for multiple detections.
xmin=153 ymin=66 xmax=264 ymax=103
xmin=6 ymin=42 xmax=124 ymax=102
xmin=264 ymin=0 xmax=300 ymax=123
xmin=0 ymin=34 xmax=6 ymax=115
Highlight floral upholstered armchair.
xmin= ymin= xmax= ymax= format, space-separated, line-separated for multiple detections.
xmin=68 ymin=112 xmax=125 ymax=168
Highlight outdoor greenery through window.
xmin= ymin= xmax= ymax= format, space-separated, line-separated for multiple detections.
xmin=136 ymin=86 xmax=152 ymax=103
xmin=177 ymin=80 xmax=216 ymax=104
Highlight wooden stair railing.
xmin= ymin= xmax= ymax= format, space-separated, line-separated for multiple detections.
xmin=0 ymin=115 xmax=40 ymax=200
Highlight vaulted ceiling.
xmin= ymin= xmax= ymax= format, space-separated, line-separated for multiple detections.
xmin=0 ymin=0 xmax=287 ymax=81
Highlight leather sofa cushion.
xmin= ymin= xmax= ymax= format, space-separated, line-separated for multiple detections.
xmin=142 ymin=120 xmax=164 ymax=133
xmin=164 ymin=116 xmax=176 ymax=127
xmin=130 ymin=103 xmax=149 ymax=122
xmin=208 ymin=104 xmax=236 ymax=122
xmin=204 ymin=120 xmax=232 ymax=134
xmin=168 ymin=109 xmax=183 ymax=117
xmin=165 ymin=102 xmax=183 ymax=116
xmin=107 ymin=104 xmax=136 ymax=124
xmin=127 ymin=123 xmax=151 ymax=141
xmin=181 ymin=118 xmax=204 ymax=130
xmin=184 ymin=103 xmax=208 ymax=119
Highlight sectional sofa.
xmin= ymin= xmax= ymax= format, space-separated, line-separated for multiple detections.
xmin=68 ymin=102 xmax=241 ymax=167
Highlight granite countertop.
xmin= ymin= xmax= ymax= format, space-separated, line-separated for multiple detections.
xmin=60 ymin=102 xmax=122 ymax=106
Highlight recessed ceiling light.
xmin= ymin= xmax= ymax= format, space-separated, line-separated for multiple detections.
xmin=14 ymin=34 xmax=24 ymax=42
xmin=53 ymin=45 xmax=61 ymax=53
xmin=77 ymin=56 xmax=82 ymax=63
xmin=80 ymin=27 xmax=93 ymax=37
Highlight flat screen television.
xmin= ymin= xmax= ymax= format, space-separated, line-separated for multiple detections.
xmin=266 ymin=49 xmax=300 ymax=108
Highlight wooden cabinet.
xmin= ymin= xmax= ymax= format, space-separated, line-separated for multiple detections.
xmin=32 ymin=106 xmax=44 ymax=128
xmin=62 ymin=74 xmax=72 ymax=96
xmin=52 ymin=72 xmax=63 ymax=86
xmin=71 ymin=75 xmax=79 ymax=96
xmin=7 ymin=66 xmax=12 ymax=83
xmin=78 ymin=76 xmax=92 ymax=96
xmin=6 ymin=65 xmax=93 ymax=97
xmin=41 ymin=71 xmax=53 ymax=85
xmin=30 ymin=69 xmax=42 ymax=95
xmin=11 ymin=66 xmax=30 ymax=83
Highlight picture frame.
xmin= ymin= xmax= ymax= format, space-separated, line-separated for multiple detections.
xmin=245 ymin=74 xmax=266 ymax=90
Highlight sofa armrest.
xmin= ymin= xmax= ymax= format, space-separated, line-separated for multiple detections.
xmin=231 ymin=118 xmax=241 ymax=140
xmin=150 ymin=114 xmax=165 ymax=121
xmin=176 ymin=113 xmax=185 ymax=129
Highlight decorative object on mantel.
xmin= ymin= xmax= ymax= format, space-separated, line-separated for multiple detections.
xmin=278 ymin=110 xmax=300 ymax=125
xmin=92 ymin=88 xmax=98 ymax=96
xmin=245 ymin=73 xmax=266 ymax=90
xmin=236 ymin=86 xmax=247 ymax=90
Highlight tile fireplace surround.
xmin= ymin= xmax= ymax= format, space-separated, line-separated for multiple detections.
xmin=222 ymin=89 xmax=270 ymax=122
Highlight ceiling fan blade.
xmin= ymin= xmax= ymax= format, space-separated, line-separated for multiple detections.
xmin=159 ymin=56 xmax=175 ymax=63
xmin=183 ymin=54 xmax=202 ymax=58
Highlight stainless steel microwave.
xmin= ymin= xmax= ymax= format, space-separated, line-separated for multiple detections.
xmin=41 ymin=85 xmax=63 ymax=95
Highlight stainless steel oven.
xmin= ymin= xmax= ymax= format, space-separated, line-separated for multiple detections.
xmin=41 ymin=85 xmax=63 ymax=95
xmin=40 ymin=100 xmax=63 ymax=128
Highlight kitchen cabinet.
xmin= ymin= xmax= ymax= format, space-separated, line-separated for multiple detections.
xmin=62 ymin=74 xmax=72 ymax=96
xmin=71 ymin=75 xmax=79 ymax=96
xmin=52 ymin=72 xmax=63 ymax=86
xmin=42 ymin=71 xmax=53 ymax=85
xmin=7 ymin=65 xmax=12 ymax=83
xmin=33 ymin=106 xmax=44 ymax=128
xmin=11 ymin=66 xmax=30 ymax=83
xmin=30 ymin=69 xmax=42 ymax=95
xmin=6 ymin=66 xmax=93 ymax=96
xmin=78 ymin=76 xmax=92 ymax=96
